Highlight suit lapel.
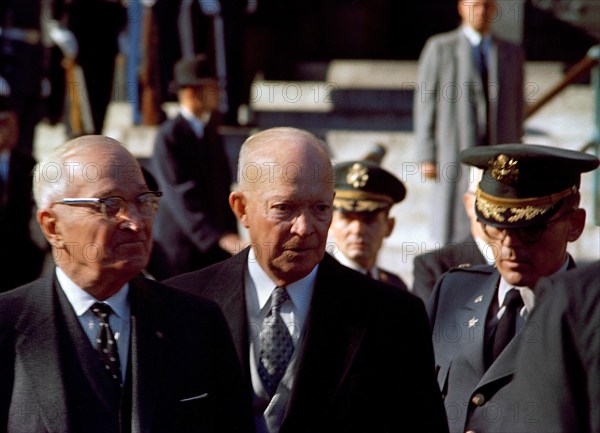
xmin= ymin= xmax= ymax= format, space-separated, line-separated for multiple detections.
xmin=285 ymin=255 xmax=366 ymax=424
xmin=15 ymin=278 xmax=70 ymax=433
xmin=128 ymin=278 xmax=168 ymax=433
xmin=199 ymin=250 xmax=249 ymax=369
xmin=54 ymin=281 xmax=124 ymax=415
xmin=455 ymin=30 xmax=484 ymax=149
xmin=455 ymin=272 xmax=500 ymax=377
xmin=488 ymin=36 xmax=500 ymax=143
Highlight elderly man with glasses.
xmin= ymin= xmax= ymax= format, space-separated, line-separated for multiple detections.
xmin=0 ymin=135 xmax=252 ymax=433
xmin=426 ymin=143 xmax=599 ymax=433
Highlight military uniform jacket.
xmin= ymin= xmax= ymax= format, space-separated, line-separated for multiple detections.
xmin=378 ymin=267 xmax=408 ymax=291
xmin=165 ymin=248 xmax=449 ymax=433
xmin=0 ymin=273 xmax=252 ymax=433
xmin=412 ymin=235 xmax=487 ymax=303
xmin=427 ymin=265 xmax=528 ymax=433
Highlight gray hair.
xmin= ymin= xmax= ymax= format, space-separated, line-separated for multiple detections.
xmin=33 ymin=135 xmax=124 ymax=209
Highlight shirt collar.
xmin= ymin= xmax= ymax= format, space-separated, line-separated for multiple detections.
xmin=247 ymin=247 xmax=317 ymax=313
xmin=462 ymin=25 xmax=490 ymax=47
xmin=334 ymin=251 xmax=376 ymax=276
xmin=56 ymin=267 xmax=130 ymax=320
xmin=498 ymin=257 xmax=570 ymax=314
xmin=180 ymin=107 xmax=210 ymax=137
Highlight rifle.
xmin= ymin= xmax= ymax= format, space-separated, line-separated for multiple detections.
xmin=140 ymin=2 xmax=163 ymax=125
xmin=64 ymin=58 xmax=94 ymax=136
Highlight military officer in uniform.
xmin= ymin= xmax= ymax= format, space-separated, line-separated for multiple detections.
xmin=329 ymin=159 xmax=408 ymax=291
xmin=427 ymin=143 xmax=599 ymax=433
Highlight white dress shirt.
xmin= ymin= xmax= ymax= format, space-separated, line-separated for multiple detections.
xmin=180 ymin=107 xmax=210 ymax=139
xmin=56 ymin=267 xmax=131 ymax=383
xmin=496 ymin=257 xmax=570 ymax=326
xmin=334 ymin=251 xmax=380 ymax=279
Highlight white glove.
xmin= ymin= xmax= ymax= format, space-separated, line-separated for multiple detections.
xmin=199 ymin=0 xmax=220 ymax=16
xmin=0 ymin=76 xmax=10 ymax=96
xmin=48 ymin=24 xmax=78 ymax=59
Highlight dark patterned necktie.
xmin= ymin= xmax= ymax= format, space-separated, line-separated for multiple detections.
xmin=258 ymin=286 xmax=294 ymax=397
xmin=492 ymin=289 xmax=524 ymax=361
xmin=90 ymin=302 xmax=122 ymax=387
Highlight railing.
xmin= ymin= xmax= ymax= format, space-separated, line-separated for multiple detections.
xmin=525 ymin=48 xmax=598 ymax=119
xmin=525 ymin=45 xmax=600 ymax=225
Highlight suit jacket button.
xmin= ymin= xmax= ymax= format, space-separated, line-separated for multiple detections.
xmin=471 ymin=393 xmax=485 ymax=406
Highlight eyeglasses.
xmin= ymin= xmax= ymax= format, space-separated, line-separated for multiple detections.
xmin=54 ymin=191 xmax=163 ymax=221
xmin=480 ymin=209 xmax=575 ymax=244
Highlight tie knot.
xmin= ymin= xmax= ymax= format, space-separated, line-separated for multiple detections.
xmin=503 ymin=289 xmax=524 ymax=309
xmin=90 ymin=302 xmax=114 ymax=320
xmin=271 ymin=287 xmax=289 ymax=311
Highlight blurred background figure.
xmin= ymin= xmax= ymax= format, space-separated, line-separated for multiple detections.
xmin=414 ymin=0 xmax=525 ymax=245
xmin=0 ymin=0 xmax=52 ymax=154
xmin=330 ymin=145 xmax=408 ymax=290
xmin=0 ymin=95 xmax=47 ymax=292
xmin=147 ymin=54 xmax=241 ymax=281
xmin=50 ymin=0 xmax=127 ymax=136
xmin=412 ymin=167 xmax=497 ymax=302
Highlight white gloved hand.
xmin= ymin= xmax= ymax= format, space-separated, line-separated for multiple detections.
xmin=48 ymin=24 xmax=78 ymax=59
xmin=0 ymin=76 xmax=10 ymax=96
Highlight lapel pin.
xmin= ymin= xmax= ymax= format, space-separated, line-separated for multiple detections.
xmin=468 ymin=317 xmax=479 ymax=328
xmin=474 ymin=295 xmax=483 ymax=303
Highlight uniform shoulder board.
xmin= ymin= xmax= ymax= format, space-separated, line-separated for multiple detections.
xmin=447 ymin=263 xmax=494 ymax=274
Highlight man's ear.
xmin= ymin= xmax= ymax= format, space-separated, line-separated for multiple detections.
xmin=566 ymin=208 xmax=586 ymax=242
xmin=38 ymin=208 xmax=62 ymax=247
xmin=385 ymin=216 xmax=395 ymax=238
xmin=229 ymin=191 xmax=249 ymax=229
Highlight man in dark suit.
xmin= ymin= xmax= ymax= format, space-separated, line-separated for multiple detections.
xmin=329 ymin=158 xmax=408 ymax=291
xmin=499 ymin=260 xmax=600 ymax=433
xmin=0 ymin=96 xmax=46 ymax=291
xmin=164 ymin=127 xmax=448 ymax=433
xmin=147 ymin=54 xmax=241 ymax=280
xmin=428 ymin=144 xmax=599 ymax=433
xmin=412 ymin=167 xmax=496 ymax=302
xmin=0 ymin=135 xmax=251 ymax=433
xmin=414 ymin=0 xmax=524 ymax=244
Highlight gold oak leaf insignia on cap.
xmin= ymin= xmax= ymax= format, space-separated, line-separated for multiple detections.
xmin=489 ymin=154 xmax=519 ymax=185
xmin=347 ymin=163 xmax=369 ymax=188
